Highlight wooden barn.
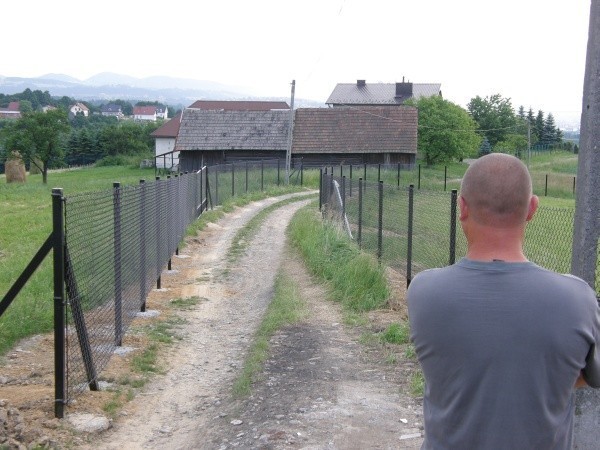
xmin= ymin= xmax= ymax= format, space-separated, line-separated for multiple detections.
xmin=175 ymin=108 xmax=291 ymax=172
xmin=291 ymin=106 xmax=418 ymax=167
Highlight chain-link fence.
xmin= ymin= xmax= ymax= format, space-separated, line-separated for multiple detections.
xmin=59 ymin=159 xmax=306 ymax=403
xmin=63 ymin=170 xmax=206 ymax=398
xmin=320 ymin=172 xmax=595 ymax=295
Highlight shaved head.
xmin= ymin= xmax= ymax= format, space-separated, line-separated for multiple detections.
xmin=460 ymin=153 xmax=533 ymax=227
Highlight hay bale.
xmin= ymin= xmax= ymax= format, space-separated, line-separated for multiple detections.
xmin=5 ymin=152 xmax=26 ymax=183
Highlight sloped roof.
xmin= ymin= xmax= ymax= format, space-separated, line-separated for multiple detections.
xmin=1 ymin=101 xmax=20 ymax=111
xmin=326 ymin=82 xmax=441 ymax=105
xmin=292 ymin=106 xmax=417 ymax=154
xmin=102 ymin=104 xmax=122 ymax=113
xmin=175 ymin=109 xmax=290 ymax=151
xmin=72 ymin=102 xmax=89 ymax=111
xmin=134 ymin=106 xmax=157 ymax=115
xmin=151 ymin=112 xmax=182 ymax=138
xmin=187 ymin=100 xmax=290 ymax=111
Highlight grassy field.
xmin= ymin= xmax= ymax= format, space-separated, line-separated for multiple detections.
xmin=0 ymin=166 xmax=158 ymax=355
xmin=328 ymin=150 xmax=579 ymax=201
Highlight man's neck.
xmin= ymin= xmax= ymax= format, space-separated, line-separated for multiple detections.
xmin=464 ymin=226 xmax=528 ymax=263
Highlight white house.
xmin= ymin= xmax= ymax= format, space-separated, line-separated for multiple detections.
xmin=156 ymin=106 xmax=168 ymax=120
xmin=69 ymin=102 xmax=89 ymax=119
xmin=151 ymin=112 xmax=181 ymax=170
xmin=133 ymin=106 xmax=157 ymax=121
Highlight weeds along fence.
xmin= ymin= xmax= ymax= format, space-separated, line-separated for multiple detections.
xmin=319 ymin=172 xmax=599 ymax=296
xmin=0 ymin=159 xmax=306 ymax=418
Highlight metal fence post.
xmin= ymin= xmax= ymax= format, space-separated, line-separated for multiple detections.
xmin=358 ymin=178 xmax=363 ymax=249
xmin=232 ymin=163 xmax=235 ymax=197
xmin=52 ymin=188 xmax=66 ymax=419
xmin=215 ymin=166 xmax=219 ymax=205
xmin=155 ymin=176 xmax=161 ymax=289
xmin=377 ymin=181 xmax=383 ymax=261
xmin=139 ymin=179 xmax=147 ymax=312
xmin=545 ymin=173 xmax=548 ymax=196
xmin=449 ymin=189 xmax=458 ymax=265
xmin=364 ymin=163 xmax=367 ymax=184
xmin=378 ymin=163 xmax=381 ymax=182
xmin=407 ymin=184 xmax=415 ymax=287
xmin=319 ymin=168 xmax=323 ymax=211
xmin=397 ymin=163 xmax=401 ymax=188
xmin=418 ymin=165 xmax=421 ymax=190
xmin=444 ymin=166 xmax=448 ymax=191
xmin=112 ymin=182 xmax=123 ymax=346
xmin=300 ymin=162 xmax=304 ymax=186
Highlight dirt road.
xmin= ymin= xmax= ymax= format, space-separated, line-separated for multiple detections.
xmin=0 ymin=193 xmax=423 ymax=449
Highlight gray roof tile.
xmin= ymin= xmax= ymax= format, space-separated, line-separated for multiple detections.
xmin=326 ymin=82 xmax=441 ymax=105
xmin=175 ymin=109 xmax=290 ymax=151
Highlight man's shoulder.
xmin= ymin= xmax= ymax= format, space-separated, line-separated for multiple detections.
xmin=409 ymin=266 xmax=456 ymax=290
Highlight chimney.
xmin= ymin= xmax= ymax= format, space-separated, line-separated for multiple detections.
xmin=395 ymin=78 xmax=413 ymax=98
xmin=357 ymin=79 xmax=366 ymax=87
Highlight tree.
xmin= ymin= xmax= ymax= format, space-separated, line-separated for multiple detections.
xmin=1 ymin=109 xmax=70 ymax=183
xmin=96 ymin=121 xmax=152 ymax=156
xmin=406 ymin=96 xmax=481 ymax=165
xmin=478 ymin=137 xmax=492 ymax=157
xmin=534 ymin=110 xmax=545 ymax=144
xmin=467 ymin=94 xmax=517 ymax=146
xmin=543 ymin=113 xmax=562 ymax=145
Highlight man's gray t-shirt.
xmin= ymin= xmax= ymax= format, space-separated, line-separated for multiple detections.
xmin=407 ymin=258 xmax=600 ymax=449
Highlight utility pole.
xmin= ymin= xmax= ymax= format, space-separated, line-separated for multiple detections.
xmin=572 ymin=1 xmax=600 ymax=447
xmin=572 ymin=0 xmax=600 ymax=289
xmin=285 ymin=80 xmax=295 ymax=185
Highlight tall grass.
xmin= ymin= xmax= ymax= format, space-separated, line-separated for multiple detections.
xmin=287 ymin=207 xmax=389 ymax=311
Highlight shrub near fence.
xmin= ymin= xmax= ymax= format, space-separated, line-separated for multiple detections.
xmin=320 ymin=172 xmax=597 ymax=296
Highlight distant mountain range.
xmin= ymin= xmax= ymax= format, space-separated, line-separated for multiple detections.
xmin=0 ymin=72 xmax=322 ymax=109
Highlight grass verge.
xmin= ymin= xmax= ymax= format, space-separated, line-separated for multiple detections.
xmin=287 ymin=207 xmax=389 ymax=312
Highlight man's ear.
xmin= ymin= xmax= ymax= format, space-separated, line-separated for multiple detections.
xmin=526 ymin=195 xmax=539 ymax=222
xmin=459 ymin=195 xmax=468 ymax=221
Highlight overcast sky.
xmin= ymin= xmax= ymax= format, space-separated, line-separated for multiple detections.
xmin=3 ymin=0 xmax=592 ymax=125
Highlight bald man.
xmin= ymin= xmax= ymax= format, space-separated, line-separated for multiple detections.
xmin=407 ymin=153 xmax=600 ymax=449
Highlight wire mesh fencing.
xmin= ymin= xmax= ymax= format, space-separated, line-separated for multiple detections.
xmin=208 ymin=159 xmax=304 ymax=205
xmin=320 ymin=172 xmax=586 ymax=293
xmin=63 ymin=170 xmax=206 ymax=399
xmin=59 ymin=158 xmax=306 ymax=404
